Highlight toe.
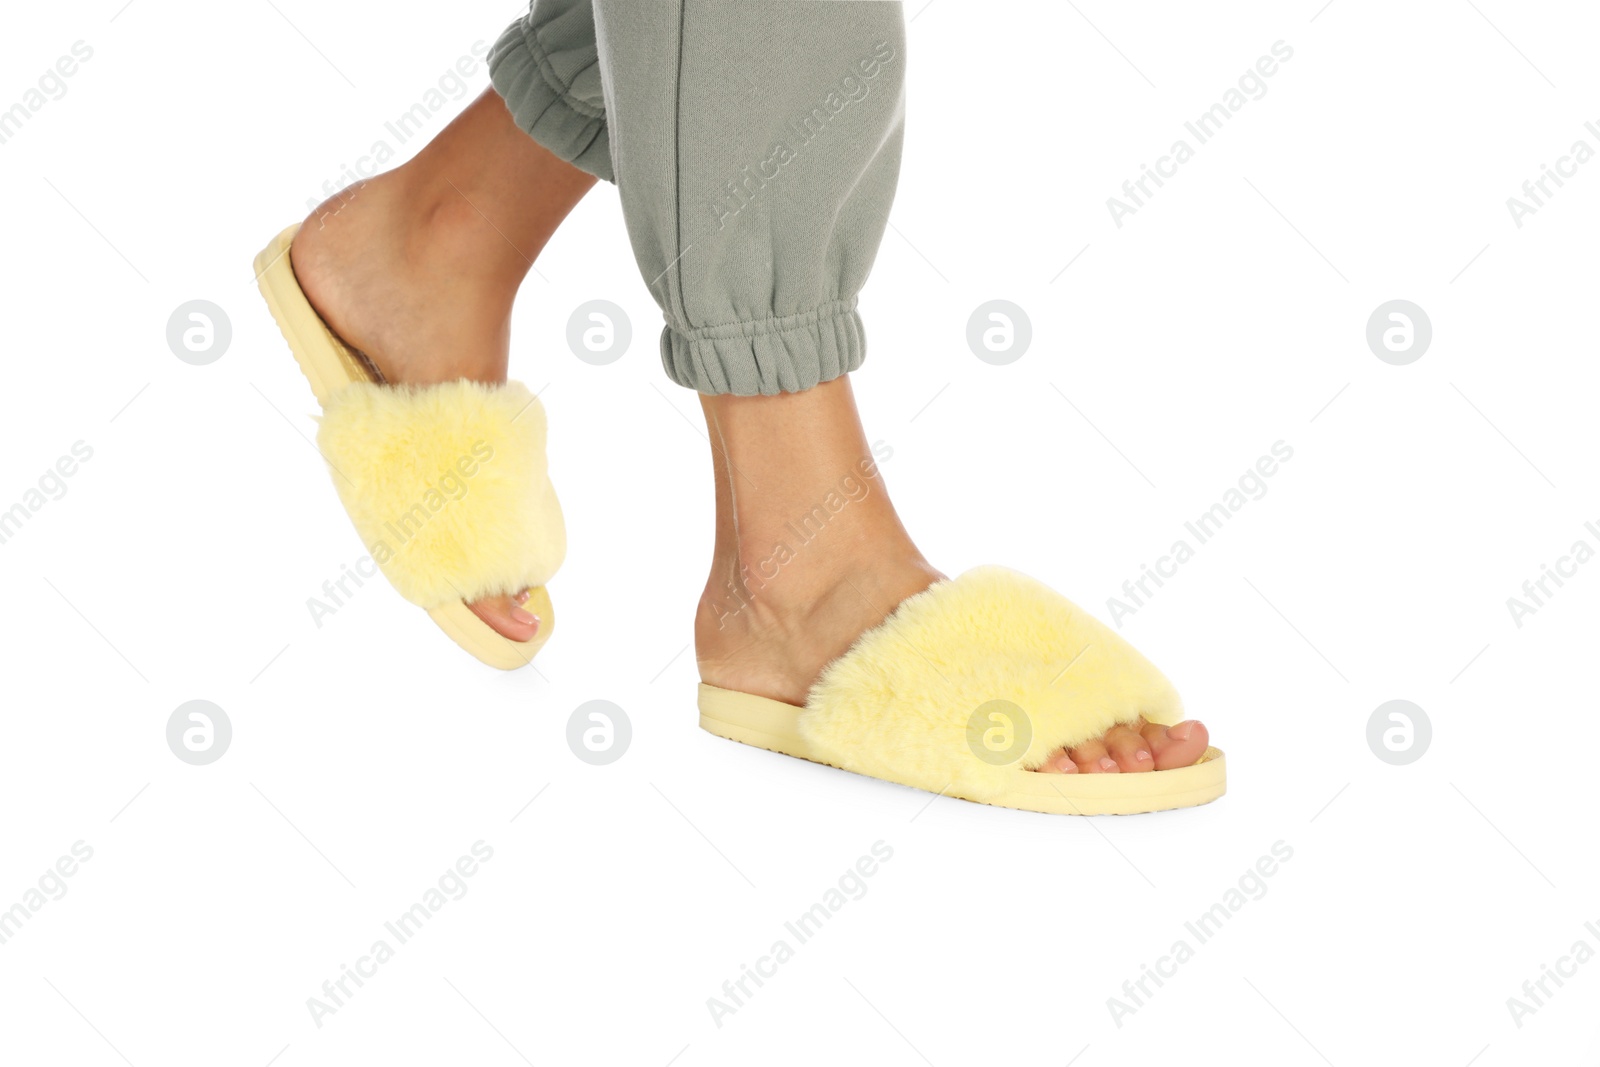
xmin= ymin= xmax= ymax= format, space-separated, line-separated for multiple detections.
xmin=1104 ymin=722 xmax=1156 ymax=772
xmin=467 ymin=588 xmax=541 ymax=642
xmin=1139 ymin=719 xmax=1209 ymax=770
xmin=1069 ymin=738 xmax=1119 ymax=773
xmin=1034 ymin=748 xmax=1079 ymax=774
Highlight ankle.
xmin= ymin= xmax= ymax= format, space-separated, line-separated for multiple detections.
xmin=381 ymin=168 xmax=528 ymax=293
xmin=291 ymin=171 xmax=518 ymax=386
xmin=695 ymin=541 xmax=940 ymax=703
xmin=301 ymin=166 xmax=524 ymax=298
xmin=699 ymin=533 xmax=937 ymax=637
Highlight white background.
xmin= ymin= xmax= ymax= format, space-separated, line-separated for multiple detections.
xmin=3 ymin=1 xmax=1598 ymax=1064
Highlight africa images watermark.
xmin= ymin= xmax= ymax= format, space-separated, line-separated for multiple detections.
xmin=706 ymin=39 xmax=898 ymax=231
xmin=706 ymin=840 xmax=895 ymax=1028
xmin=1107 ymin=40 xmax=1295 ymax=228
xmin=1504 ymin=518 xmax=1600 ymax=629
xmin=1108 ymin=840 xmax=1294 ymax=1028
xmin=0 ymin=841 xmax=95 ymax=948
xmin=702 ymin=441 xmax=893 ymax=630
xmin=306 ymin=440 xmax=494 ymax=628
xmin=301 ymin=41 xmax=491 ymax=212
xmin=1504 ymin=918 xmax=1600 ymax=1029
xmin=0 ymin=440 xmax=94 ymax=548
xmin=1107 ymin=441 xmax=1295 ymax=627
xmin=305 ymin=840 xmax=494 ymax=1028
xmin=0 ymin=40 xmax=94 ymax=148
xmin=1505 ymin=119 xmax=1600 ymax=229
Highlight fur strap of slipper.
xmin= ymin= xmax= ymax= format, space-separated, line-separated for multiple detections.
xmin=800 ymin=566 xmax=1183 ymax=802
xmin=315 ymin=380 xmax=565 ymax=610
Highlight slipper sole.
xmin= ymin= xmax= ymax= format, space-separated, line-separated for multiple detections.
xmin=698 ymin=683 xmax=1225 ymax=816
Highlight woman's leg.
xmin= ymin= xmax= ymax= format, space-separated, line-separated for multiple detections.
xmin=694 ymin=377 xmax=940 ymax=704
xmin=547 ymin=0 xmax=1211 ymax=772
xmin=482 ymin=0 xmax=1208 ymax=770
xmin=290 ymin=90 xmax=597 ymax=640
xmin=694 ymin=381 xmax=1211 ymax=774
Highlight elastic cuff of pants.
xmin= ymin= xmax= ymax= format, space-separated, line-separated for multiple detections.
xmin=487 ymin=15 xmax=612 ymax=183
xmin=660 ymin=300 xmax=866 ymax=396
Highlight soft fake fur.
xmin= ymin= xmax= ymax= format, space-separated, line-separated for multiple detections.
xmin=316 ymin=379 xmax=565 ymax=608
xmin=800 ymin=566 xmax=1183 ymax=801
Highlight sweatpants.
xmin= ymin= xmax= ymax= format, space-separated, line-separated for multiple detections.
xmin=488 ymin=0 xmax=907 ymax=396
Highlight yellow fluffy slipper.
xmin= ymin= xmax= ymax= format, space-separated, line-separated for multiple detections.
xmin=253 ymin=225 xmax=564 ymax=669
xmin=698 ymin=567 xmax=1225 ymax=815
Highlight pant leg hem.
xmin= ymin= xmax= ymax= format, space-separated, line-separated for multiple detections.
xmin=488 ymin=13 xmax=613 ymax=182
xmin=660 ymin=299 xmax=866 ymax=396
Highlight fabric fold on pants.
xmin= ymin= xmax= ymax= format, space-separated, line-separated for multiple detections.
xmin=490 ymin=0 xmax=906 ymax=397
xmin=488 ymin=5 xmax=612 ymax=182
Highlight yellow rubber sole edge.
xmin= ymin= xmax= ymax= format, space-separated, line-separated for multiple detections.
xmin=253 ymin=224 xmax=553 ymax=670
xmin=698 ymin=684 xmax=1226 ymax=816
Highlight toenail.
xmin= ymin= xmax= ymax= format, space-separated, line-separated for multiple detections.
xmin=1136 ymin=749 xmax=1151 ymax=761
xmin=513 ymin=589 xmax=531 ymax=605
xmin=1169 ymin=722 xmax=1195 ymax=741
xmin=1098 ymin=757 xmax=1118 ymax=772
xmin=509 ymin=607 xmax=539 ymax=626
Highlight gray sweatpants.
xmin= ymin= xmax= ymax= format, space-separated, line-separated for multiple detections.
xmin=488 ymin=0 xmax=906 ymax=396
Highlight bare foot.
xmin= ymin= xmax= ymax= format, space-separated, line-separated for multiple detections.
xmin=292 ymin=177 xmax=544 ymax=641
xmin=1034 ymin=717 xmax=1210 ymax=775
xmin=693 ymin=378 xmax=1208 ymax=772
xmin=289 ymin=91 xmax=595 ymax=641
